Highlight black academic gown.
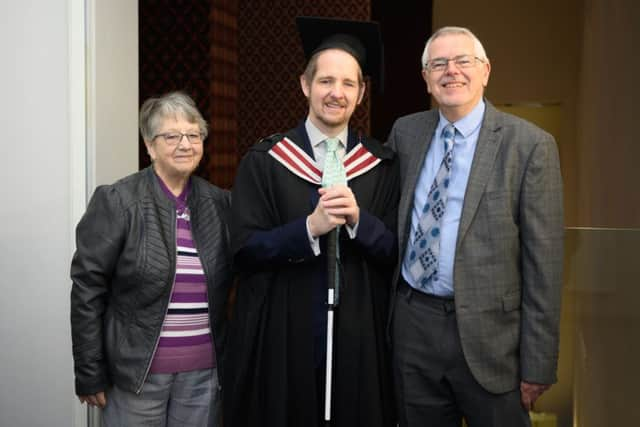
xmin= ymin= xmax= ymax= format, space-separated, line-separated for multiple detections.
xmin=224 ymin=123 xmax=399 ymax=427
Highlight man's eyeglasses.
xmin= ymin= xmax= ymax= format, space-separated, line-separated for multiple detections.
xmin=154 ymin=132 xmax=204 ymax=146
xmin=425 ymin=55 xmax=485 ymax=73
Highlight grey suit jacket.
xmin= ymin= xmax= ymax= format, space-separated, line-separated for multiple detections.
xmin=388 ymin=101 xmax=564 ymax=394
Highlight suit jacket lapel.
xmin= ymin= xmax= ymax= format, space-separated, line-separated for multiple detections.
xmin=291 ymin=121 xmax=315 ymax=159
xmin=456 ymin=102 xmax=503 ymax=248
xmin=398 ymin=110 xmax=439 ymax=255
xmin=346 ymin=127 xmax=358 ymax=151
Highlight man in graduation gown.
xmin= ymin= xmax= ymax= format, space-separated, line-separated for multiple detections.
xmin=224 ymin=17 xmax=398 ymax=427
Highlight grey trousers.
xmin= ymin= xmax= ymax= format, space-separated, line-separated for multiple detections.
xmin=392 ymin=281 xmax=530 ymax=427
xmin=102 ymin=368 xmax=220 ymax=427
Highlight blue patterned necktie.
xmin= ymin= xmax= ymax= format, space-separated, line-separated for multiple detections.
xmin=406 ymin=124 xmax=455 ymax=290
xmin=322 ymin=137 xmax=347 ymax=187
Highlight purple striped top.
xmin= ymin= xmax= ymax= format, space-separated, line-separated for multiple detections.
xmin=149 ymin=175 xmax=215 ymax=373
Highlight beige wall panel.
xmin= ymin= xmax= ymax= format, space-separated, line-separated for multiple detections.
xmin=432 ymin=0 xmax=583 ymax=226
xmin=566 ymin=228 xmax=640 ymax=426
xmin=575 ymin=0 xmax=639 ymax=227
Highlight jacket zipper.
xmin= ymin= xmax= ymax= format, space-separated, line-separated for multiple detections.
xmin=136 ymin=209 xmax=177 ymax=395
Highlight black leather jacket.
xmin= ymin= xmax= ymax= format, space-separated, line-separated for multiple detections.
xmin=71 ymin=167 xmax=232 ymax=395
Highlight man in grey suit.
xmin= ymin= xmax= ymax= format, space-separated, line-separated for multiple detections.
xmin=388 ymin=26 xmax=563 ymax=426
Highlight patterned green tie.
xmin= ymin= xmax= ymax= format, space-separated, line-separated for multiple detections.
xmin=322 ymin=137 xmax=347 ymax=187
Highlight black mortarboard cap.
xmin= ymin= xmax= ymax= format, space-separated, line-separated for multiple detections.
xmin=296 ymin=16 xmax=384 ymax=86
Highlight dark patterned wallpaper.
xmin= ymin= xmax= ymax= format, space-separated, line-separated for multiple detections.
xmin=208 ymin=0 xmax=239 ymax=188
xmin=140 ymin=0 xmax=374 ymax=186
xmin=139 ymin=0 xmax=213 ymax=176
xmin=237 ymin=0 xmax=371 ymax=157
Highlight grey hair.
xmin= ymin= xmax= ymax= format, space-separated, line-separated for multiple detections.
xmin=421 ymin=26 xmax=488 ymax=69
xmin=139 ymin=91 xmax=208 ymax=142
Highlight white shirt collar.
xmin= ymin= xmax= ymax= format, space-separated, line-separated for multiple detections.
xmin=437 ymin=98 xmax=486 ymax=139
xmin=305 ymin=117 xmax=348 ymax=149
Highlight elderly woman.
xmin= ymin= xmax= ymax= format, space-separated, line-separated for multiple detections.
xmin=71 ymin=91 xmax=231 ymax=426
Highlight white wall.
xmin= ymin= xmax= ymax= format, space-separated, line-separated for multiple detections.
xmin=90 ymin=0 xmax=139 ymax=187
xmin=0 ymin=1 xmax=137 ymax=426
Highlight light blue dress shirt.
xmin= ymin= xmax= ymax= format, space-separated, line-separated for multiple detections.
xmin=402 ymin=100 xmax=486 ymax=296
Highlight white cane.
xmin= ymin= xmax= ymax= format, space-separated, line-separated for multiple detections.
xmin=324 ymin=226 xmax=339 ymax=425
